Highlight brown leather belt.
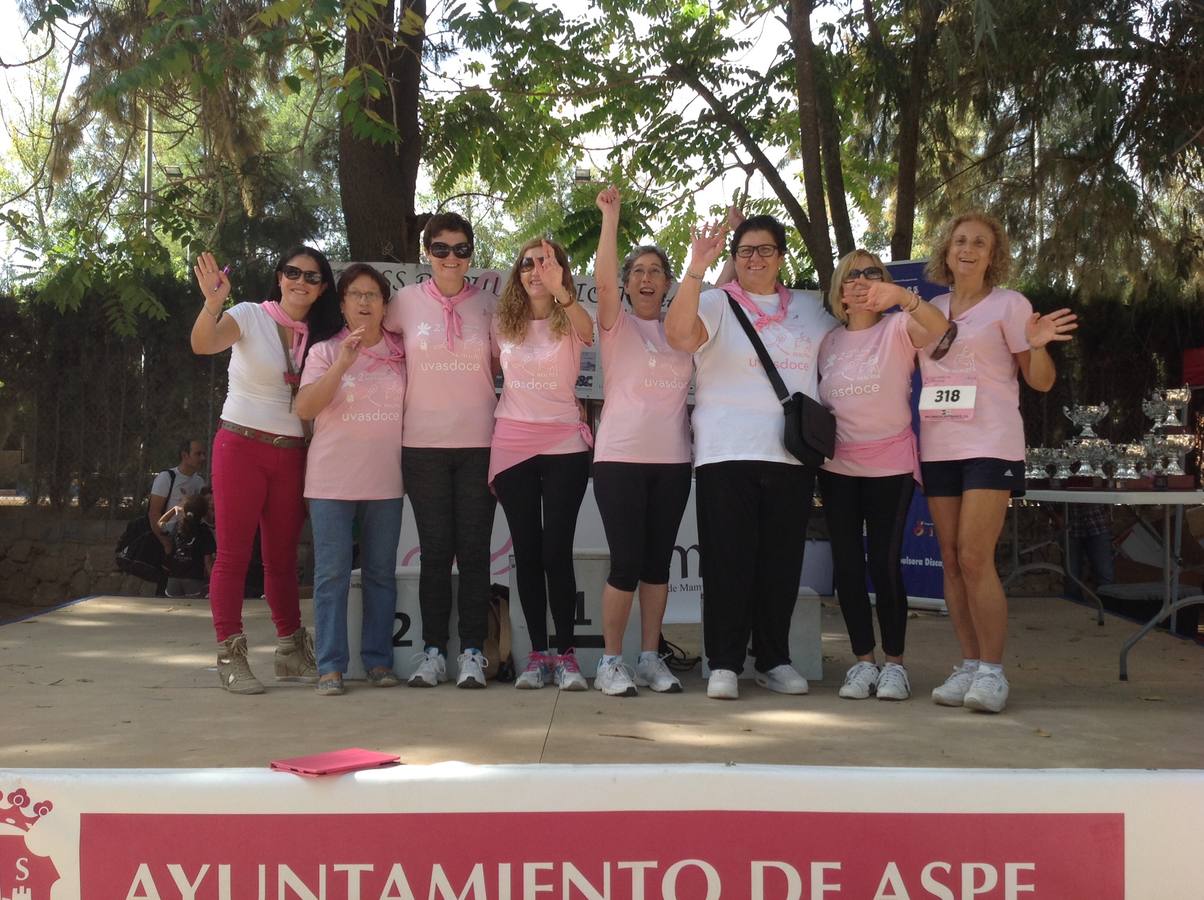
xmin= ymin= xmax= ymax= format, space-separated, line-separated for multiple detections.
xmin=220 ymin=420 xmax=308 ymax=449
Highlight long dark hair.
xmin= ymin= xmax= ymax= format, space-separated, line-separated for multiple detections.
xmin=268 ymin=245 xmax=343 ymax=361
xmin=175 ymin=492 xmax=210 ymax=544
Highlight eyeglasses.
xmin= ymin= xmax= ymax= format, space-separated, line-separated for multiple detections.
xmin=629 ymin=266 xmax=666 ymax=279
xmin=519 ymin=255 xmax=544 ymax=273
xmin=280 ymin=265 xmax=323 ymax=285
xmin=345 ymin=289 xmax=383 ymax=303
xmin=429 ymin=242 xmax=473 ymax=259
xmin=734 ymin=244 xmax=781 ymax=259
xmin=843 ymin=266 xmax=885 ymax=283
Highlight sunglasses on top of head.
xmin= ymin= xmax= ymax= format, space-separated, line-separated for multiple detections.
xmin=279 ymin=265 xmax=323 ymax=285
xmin=429 ymin=242 xmax=473 ymax=260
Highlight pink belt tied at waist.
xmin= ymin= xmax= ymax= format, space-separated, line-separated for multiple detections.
xmin=832 ymin=425 xmax=922 ymax=486
xmin=488 ymin=418 xmax=594 ymax=488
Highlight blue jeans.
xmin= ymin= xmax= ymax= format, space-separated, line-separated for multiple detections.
xmin=1066 ymin=532 xmax=1115 ymax=600
xmin=310 ymin=498 xmax=404 ymax=675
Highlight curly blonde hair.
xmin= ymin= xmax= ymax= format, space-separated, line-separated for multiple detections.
xmin=495 ymin=238 xmax=577 ymax=342
xmin=828 ymin=249 xmax=893 ymax=325
xmin=924 ymin=212 xmax=1012 ymax=288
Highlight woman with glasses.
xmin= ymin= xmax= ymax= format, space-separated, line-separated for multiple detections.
xmin=817 ymin=250 xmax=948 ymax=703
xmin=191 ymin=246 xmax=342 ymax=695
xmin=665 ymin=215 xmax=837 ymax=700
xmin=296 ymin=263 xmax=406 ymax=696
xmin=921 ymin=213 xmax=1076 ymax=713
xmin=489 ymin=238 xmax=595 ymax=691
xmin=589 ymin=186 xmax=693 ymax=697
xmin=384 ymin=214 xmax=499 ymax=689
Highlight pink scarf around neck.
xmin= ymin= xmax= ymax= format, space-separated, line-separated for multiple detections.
xmin=721 ymin=281 xmax=792 ymax=331
xmin=261 ymin=300 xmax=309 ymax=370
xmin=422 ymin=278 xmax=480 ymax=349
xmin=343 ymin=327 xmax=405 ymax=376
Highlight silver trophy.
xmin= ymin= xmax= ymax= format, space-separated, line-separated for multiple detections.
xmin=1143 ymin=436 xmax=1166 ymax=475
xmin=1142 ymin=395 xmax=1170 ymax=433
xmin=1162 ymin=387 xmax=1191 ymax=429
xmin=1063 ymin=403 xmax=1110 ymax=438
xmin=1162 ymin=433 xmax=1193 ymax=476
xmin=1052 ymin=447 xmax=1075 ymax=481
xmin=1114 ymin=443 xmax=1143 ymax=481
xmin=1025 ymin=447 xmax=1053 ymax=481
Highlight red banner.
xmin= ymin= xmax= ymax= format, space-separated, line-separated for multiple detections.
xmin=81 ymin=810 xmax=1123 ymax=899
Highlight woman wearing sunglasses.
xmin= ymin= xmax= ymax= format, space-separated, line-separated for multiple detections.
xmin=817 ymin=250 xmax=948 ymax=703
xmin=489 ymin=238 xmax=595 ymax=690
xmin=384 ymin=213 xmax=499 ymax=689
xmin=665 ymin=215 xmax=837 ymax=700
xmin=589 ymin=186 xmax=693 ymax=697
xmin=296 ymin=263 xmax=406 ymax=696
xmin=920 ymin=213 xmax=1076 ymax=713
xmin=191 ymin=246 xmax=342 ymax=694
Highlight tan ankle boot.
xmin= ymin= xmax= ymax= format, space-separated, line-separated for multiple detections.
xmin=217 ymin=634 xmax=265 ymax=695
xmin=274 ymin=626 xmax=318 ymax=683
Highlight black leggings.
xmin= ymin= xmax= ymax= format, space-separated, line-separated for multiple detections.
xmin=592 ymin=462 xmax=692 ymax=592
xmin=493 ymin=452 xmax=591 ymax=652
xmin=818 ymin=470 xmax=914 ymax=658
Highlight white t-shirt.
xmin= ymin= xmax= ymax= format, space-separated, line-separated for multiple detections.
xmin=150 ymin=468 xmax=206 ymax=533
xmin=692 ymin=287 xmax=837 ymax=466
xmin=222 ymin=302 xmax=305 ymax=437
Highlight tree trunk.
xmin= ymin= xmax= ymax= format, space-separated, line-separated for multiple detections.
xmin=788 ymin=0 xmax=834 ymax=291
xmin=890 ymin=0 xmax=943 ymax=262
xmin=338 ymin=0 xmax=426 ymax=263
xmin=816 ymin=52 xmax=855 ymax=258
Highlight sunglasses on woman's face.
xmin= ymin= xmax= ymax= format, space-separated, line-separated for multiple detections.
xmin=843 ymin=266 xmax=885 ymax=283
xmin=518 ymin=255 xmax=545 ymax=273
xmin=280 ymin=265 xmax=323 ymax=285
xmin=429 ymin=242 xmax=473 ymax=259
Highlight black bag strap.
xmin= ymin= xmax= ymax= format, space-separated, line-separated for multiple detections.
xmin=723 ymin=291 xmax=791 ymax=406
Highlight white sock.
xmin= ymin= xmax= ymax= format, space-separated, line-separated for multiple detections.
xmin=962 ymin=658 xmax=981 ymax=672
xmin=639 ymin=650 xmax=660 ymax=663
xmin=600 ymin=654 xmax=621 ymax=667
xmin=978 ymin=662 xmax=1004 ymax=676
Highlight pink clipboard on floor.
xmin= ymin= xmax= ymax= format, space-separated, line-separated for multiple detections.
xmin=270 ymin=748 xmax=400 ymax=777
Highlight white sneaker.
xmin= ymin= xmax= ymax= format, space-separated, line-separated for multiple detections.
xmin=515 ymin=651 xmax=552 ymax=689
xmin=755 ymin=664 xmax=809 ymax=695
xmin=706 ymin=668 xmax=739 ymax=699
xmin=876 ymin=663 xmax=911 ymax=701
xmin=407 ymin=647 xmax=447 ymax=687
xmin=931 ymin=663 xmax=978 ymax=707
xmin=964 ymin=668 xmax=1009 ymax=713
xmin=838 ymin=661 xmax=880 ymax=699
xmin=594 ymin=657 xmax=638 ymax=697
xmin=456 ymin=650 xmax=488 ymax=689
xmin=553 ymin=650 xmax=589 ymax=692
xmin=635 ymin=653 xmax=683 ymax=693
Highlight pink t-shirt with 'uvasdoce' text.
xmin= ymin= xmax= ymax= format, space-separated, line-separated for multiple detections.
xmin=495 ymin=318 xmax=591 ymax=455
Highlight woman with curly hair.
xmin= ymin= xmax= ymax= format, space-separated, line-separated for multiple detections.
xmin=489 ymin=238 xmax=596 ymax=691
xmin=920 ymin=212 xmax=1076 ymax=713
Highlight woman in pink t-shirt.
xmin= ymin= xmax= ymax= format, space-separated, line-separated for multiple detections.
xmin=383 ymin=213 xmax=499 ymax=691
xmin=817 ymin=250 xmax=948 ymax=704
xmin=590 ymin=187 xmax=694 ymax=698
xmin=919 ymin=213 xmax=1077 ymax=714
xmin=296 ymin=263 xmax=406 ymax=697
xmin=490 ymin=238 xmax=596 ymax=691
xmin=190 ymin=246 xmax=343 ymax=695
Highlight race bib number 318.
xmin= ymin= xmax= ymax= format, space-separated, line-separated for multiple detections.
xmin=919 ymin=376 xmax=977 ymax=420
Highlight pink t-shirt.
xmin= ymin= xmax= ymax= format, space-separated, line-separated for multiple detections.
xmin=594 ymin=311 xmax=692 ymax=464
xmin=385 ymin=282 xmax=498 ymax=448
xmin=819 ymin=312 xmax=917 ymax=478
xmin=918 ymin=287 xmax=1032 ymax=462
xmin=494 ymin=318 xmax=591 ymax=455
xmin=301 ymin=335 xmax=405 ymax=500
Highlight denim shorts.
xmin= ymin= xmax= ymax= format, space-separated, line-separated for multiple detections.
xmin=921 ymin=457 xmax=1026 ymax=498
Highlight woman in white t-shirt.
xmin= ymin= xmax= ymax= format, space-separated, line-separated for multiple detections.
xmin=590 ymin=186 xmax=693 ymax=698
xmin=817 ymin=250 xmax=947 ymax=703
xmin=191 ymin=246 xmax=342 ymax=695
xmin=489 ymin=238 xmax=595 ymax=692
xmin=919 ymin=213 xmax=1076 ymax=714
xmin=296 ymin=263 xmax=406 ymax=697
xmin=666 ymin=214 xmax=837 ymax=701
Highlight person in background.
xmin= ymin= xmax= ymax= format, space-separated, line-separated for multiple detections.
xmin=147 ymin=439 xmax=207 ymax=596
xmin=589 ymin=186 xmax=693 ymax=697
xmin=489 ymin=238 xmax=595 ymax=691
xmin=160 ymin=491 xmax=216 ymax=598
xmin=190 ymin=247 xmax=342 ymax=695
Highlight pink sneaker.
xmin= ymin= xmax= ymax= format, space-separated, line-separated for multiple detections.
xmin=553 ymin=649 xmax=588 ymax=691
xmin=515 ymin=651 xmax=553 ymax=690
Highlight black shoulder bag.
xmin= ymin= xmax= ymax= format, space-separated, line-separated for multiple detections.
xmin=724 ymin=295 xmax=836 ymax=467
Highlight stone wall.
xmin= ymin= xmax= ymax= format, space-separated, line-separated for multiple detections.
xmin=0 ymin=508 xmax=314 ymax=610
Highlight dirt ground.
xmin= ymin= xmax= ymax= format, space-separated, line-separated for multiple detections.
xmin=2 ymin=592 xmax=1201 ymax=770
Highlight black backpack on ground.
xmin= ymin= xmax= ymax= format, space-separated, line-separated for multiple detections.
xmin=114 ymin=470 xmax=175 ymax=582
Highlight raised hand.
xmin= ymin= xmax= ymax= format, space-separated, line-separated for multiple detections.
xmin=687 ymin=220 xmax=729 ymax=273
xmin=857 ymin=281 xmax=914 ymax=314
xmin=537 ymin=239 xmax=566 ymax=290
xmin=596 ymin=185 xmax=620 ymax=217
xmin=193 ymin=252 xmax=230 ymax=307
xmin=726 ymin=205 xmax=746 ymax=231
xmin=1026 ymin=308 xmax=1078 ymax=348
xmin=337 ymin=326 xmax=366 ymax=368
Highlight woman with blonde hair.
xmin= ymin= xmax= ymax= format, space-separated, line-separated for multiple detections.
xmin=920 ymin=212 xmax=1076 ymax=713
xmin=818 ymin=249 xmax=948 ymax=702
xmin=489 ymin=238 xmax=595 ymax=691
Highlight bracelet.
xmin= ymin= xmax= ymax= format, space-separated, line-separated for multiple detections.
xmin=554 ymin=294 xmax=576 ymax=308
xmin=203 ymin=304 xmax=223 ymax=321
xmin=905 ymin=294 xmax=922 ymax=314
xmin=686 ymin=270 xmax=705 ymax=281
